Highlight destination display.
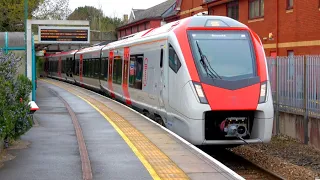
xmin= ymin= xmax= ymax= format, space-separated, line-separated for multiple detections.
xmin=38 ymin=26 xmax=90 ymax=44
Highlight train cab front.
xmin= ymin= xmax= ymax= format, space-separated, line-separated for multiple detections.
xmin=179 ymin=16 xmax=274 ymax=145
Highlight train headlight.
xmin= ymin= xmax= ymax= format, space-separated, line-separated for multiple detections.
xmin=193 ymin=82 xmax=208 ymax=104
xmin=259 ymin=81 xmax=267 ymax=103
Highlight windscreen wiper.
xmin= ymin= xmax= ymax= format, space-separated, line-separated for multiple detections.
xmin=195 ymin=41 xmax=222 ymax=80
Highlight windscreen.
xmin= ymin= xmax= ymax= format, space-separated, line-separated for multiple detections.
xmin=188 ymin=30 xmax=256 ymax=81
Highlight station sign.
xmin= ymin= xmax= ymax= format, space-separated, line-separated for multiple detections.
xmin=38 ymin=26 xmax=90 ymax=44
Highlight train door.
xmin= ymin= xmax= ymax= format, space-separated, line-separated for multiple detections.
xmin=167 ymin=43 xmax=182 ymax=130
xmin=159 ymin=45 xmax=168 ymax=122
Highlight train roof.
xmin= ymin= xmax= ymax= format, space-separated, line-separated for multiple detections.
xmin=76 ymin=45 xmax=105 ymax=55
xmin=48 ymin=49 xmax=78 ymax=57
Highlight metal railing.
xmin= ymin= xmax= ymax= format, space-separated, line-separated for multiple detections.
xmin=267 ymin=55 xmax=320 ymax=143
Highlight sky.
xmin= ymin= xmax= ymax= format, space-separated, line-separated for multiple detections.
xmin=68 ymin=0 xmax=167 ymax=19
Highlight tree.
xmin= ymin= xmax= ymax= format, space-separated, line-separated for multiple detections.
xmin=0 ymin=0 xmax=42 ymax=31
xmin=33 ymin=0 xmax=72 ymax=20
xmin=0 ymin=0 xmax=72 ymax=32
xmin=67 ymin=6 xmax=124 ymax=39
xmin=68 ymin=6 xmax=104 ymax=23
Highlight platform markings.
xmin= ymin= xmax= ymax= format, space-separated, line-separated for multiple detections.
xmin=42 ymin=79 xmax=190 ymax=180
xmin=78 ymin=96 xmax=161 ymax=180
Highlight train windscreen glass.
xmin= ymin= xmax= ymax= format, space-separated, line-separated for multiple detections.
xmin=188 ymin=31 xmax=256 ymax=81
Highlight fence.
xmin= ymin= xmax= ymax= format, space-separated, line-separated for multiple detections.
xmin=267 ymin=55 xmax=320 ymax=147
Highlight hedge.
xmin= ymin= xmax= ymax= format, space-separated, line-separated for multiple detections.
xmin=0 ymin=51 xmax=33 ymax=146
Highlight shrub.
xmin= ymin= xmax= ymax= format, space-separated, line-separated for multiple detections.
xmin=36 ymin=56 xmax=44 ymax=77
xmin=0 ymin=51 xmax=33 ymax=143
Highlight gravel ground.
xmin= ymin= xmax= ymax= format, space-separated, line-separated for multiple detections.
xmin=230 ymin=135 xmax=320 ymax=180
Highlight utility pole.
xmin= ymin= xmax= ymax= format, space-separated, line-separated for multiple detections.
xmin=24 ymin=0 xmax=28 ymax=76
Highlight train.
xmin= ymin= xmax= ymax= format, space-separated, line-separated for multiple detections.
xmin=44 ymin=15 xmax=274 ymax=146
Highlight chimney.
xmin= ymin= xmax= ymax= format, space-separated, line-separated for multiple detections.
xmin=123 ymin=14 xmax=128 ymax=22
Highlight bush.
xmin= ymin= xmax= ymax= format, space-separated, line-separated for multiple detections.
xmin=0 ymin=51 xmax=33 ymax=143
xmin=36 ymin=56 xmax=44 ymax=77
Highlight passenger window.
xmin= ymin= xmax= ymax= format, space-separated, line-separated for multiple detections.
xmin=113 ymin=56 xmax=123 ymax=84
xmin=169 ymin=44 xmax=181 ymax=73
xmin=75 ymin=59 xmax=79 ymax=75
xmin=95 ymin=59 xmax=99 ymax=78
xmin=91 ymin=59 xmax=94 ymax=77
xmin=129 ymin=55 xmax=143 ymax=90
xmin=104 ymin=58 xmax=108 ymax=80
xmin=83 ymin=60 xmax=86 ymax=77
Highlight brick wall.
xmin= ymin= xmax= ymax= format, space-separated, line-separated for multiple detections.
xmin=150 ymin=20 xmax=161 ymax=29
xmin=210 ymin=3 xmax=226 ymax=16
xmin=278 ymin=0 xmax=320 ymax=42
xmin=118 ymin=20 xmax=161 ymax=39
xmin=180 ymin=0 xmax=204 ymax=18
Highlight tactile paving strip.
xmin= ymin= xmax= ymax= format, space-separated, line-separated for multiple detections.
xmin=44 ymin=80 xmax=190 ymax=180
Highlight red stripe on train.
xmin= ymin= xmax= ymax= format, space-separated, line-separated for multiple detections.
xmin=122 ymin=47 xmax=132 ymax=105
xmin=108 ymin=51 xmax=115 ymax=98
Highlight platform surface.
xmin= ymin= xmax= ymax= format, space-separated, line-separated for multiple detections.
xmin=0 ymin=79 xmax=244 ymax=180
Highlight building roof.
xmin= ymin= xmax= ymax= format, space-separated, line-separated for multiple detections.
xmin=120 ymin=0 xmax=176 ymax=28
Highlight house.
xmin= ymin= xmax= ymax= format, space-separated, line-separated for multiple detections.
xmin=116 ymin=0 xmax=179 ymax=39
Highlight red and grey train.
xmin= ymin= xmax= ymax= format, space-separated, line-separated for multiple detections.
xmin=45 ymin=15 xmax=274 ymax=146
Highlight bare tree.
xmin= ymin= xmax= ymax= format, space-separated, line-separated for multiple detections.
xmin=33 ymin=0 xmax=72 ymax=20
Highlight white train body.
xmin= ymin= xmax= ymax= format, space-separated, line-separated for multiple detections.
xmin=46 ymin=16 xmax=274 ymax=146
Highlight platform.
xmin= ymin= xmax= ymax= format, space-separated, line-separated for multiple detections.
xmin=0 ymin=79 xmax=244 ymax=180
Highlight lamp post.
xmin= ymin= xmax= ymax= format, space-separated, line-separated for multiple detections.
xmin=24 ymin=0 xmax=28 ymax=76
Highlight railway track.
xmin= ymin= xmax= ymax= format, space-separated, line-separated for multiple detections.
xmin=200 ymin=146 xmax=284 ymax=180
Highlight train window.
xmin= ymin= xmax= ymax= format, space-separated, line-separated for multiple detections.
xmin=96 ymin=59 xmax=100 ymax=78
xmin=113 ymin=56 xmax=123 ymax=84
xmin=72 ymin=58 xmax=75 ymax=75
xmin=66 ymin=58 xmax=69 ymax=74
xmin=91 ymin=59 xmax=94 ymax=77
xmin=129 ymin=55 xmax=143 ymax=90
xmin=83 ymin=60 xmax=86 ymax=77
xmin=93 ymin=59 xmax=97 ymax=78
xmin=86 ymin=59 xmax=89 ymax=77
xmin=92 ymin=59 xmax=96 ymax=78
xmin=129 ymin=56 xmax=136 ymax=87
xmin=62 ymin=59 xmax=65 ymax=73
xmin=160 ymin=49 xmax=163 ymax=68
xmin=169 ymin=44 xmax=181 ymax=73
xmin=100 ymin=58 xmax=105 ymax=79
xmin=93 ymin=59 xmax=96 ymax=78
xmin=104 ymin=58 xmax=108 ymax=80
xmin=75 ymin=59 xmax=79 ymax=75
xmin=84 ymin=60 xmax=88 ymax=77
xmin=88 ymin=59 xmax=91 ymax=77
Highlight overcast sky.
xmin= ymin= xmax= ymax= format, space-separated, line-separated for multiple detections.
xmin=68 ymin=0 xmax=167 ymax=19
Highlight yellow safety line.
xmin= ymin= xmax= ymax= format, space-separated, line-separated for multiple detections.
xmin=77 ymin=96 xmax=161 ymax=180
xmin=41 ymin=79 xmax=161 ymax=180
